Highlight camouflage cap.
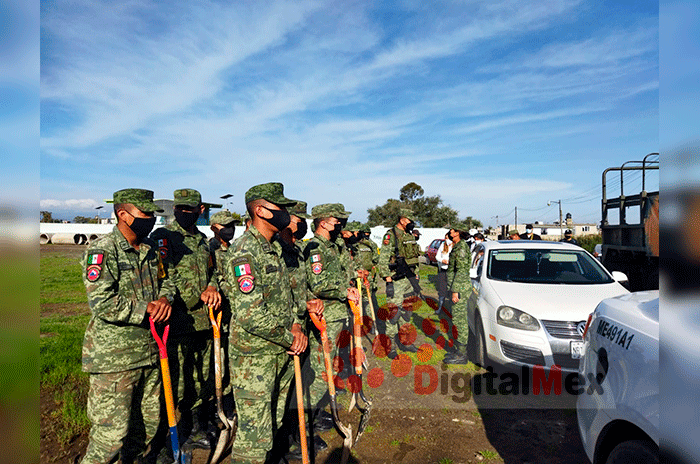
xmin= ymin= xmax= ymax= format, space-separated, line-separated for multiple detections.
xmin=329 ymin=203 xmax=351 ymax=219
xmin=312 ymin=203 xmax=350 ymax=219
xmin=173 ymin=188 xmax=202 ymax=207
xmin=244 ymin=182 xmax=296 ymax=207
xmin=344 ymin=221 xmax=361 ymax=232
xmin=210 ymin=209 xmax=236 ymax=226
xmin=448 ymin=221 xmax=469 ymax=232
xmin=113 ymin=188 xmax=163 ymax=213
xmin=399 ymin=208 xmax=414 ymax=221
xmin=359 ymin=224 xmax=371 ymax=234
xmin=288 ymin=201 xmax=311 ymax=219
xmin=508 ymin=229 xmax=520 ymax=236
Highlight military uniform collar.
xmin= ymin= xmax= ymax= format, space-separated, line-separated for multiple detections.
xmin=314 ymin=232 xmax=335 ymax=248
xmin=169 ymin=219 xmax=201 ymax=237
xmin=249 ymin=224 xmax=279 ymax=254
xmin=113 ymin=225 xmax=151 ymax=252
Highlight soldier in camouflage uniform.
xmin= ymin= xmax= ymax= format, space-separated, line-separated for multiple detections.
xmin=222 ymin=183 xmax=308 ymax=464
xmin=80 ymin=189 xmax=176 ymax=464
xmin=278 ymin=201 xmax=328 ymax=459
xmin=353 ymin=224 xmax=380 ymax=330
xmin=378 ymin=208 xmax=422 ymax=357
xmin=444 ymin=221 xmax=472 ymax=365
xmin=208 ymin=210 xmax=237 ymax=408
xmin=303 ymin=203 xmax=361 ymax=440
xmin=150 ymin=189 xmax=221 ymax=451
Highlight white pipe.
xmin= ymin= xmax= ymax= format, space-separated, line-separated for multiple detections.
xmin=40 ymin=233 xmax=51 ymax=245
xmin=51 ymin=233 xmax=83 ymax=245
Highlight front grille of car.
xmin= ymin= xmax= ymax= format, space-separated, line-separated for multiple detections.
xmin=542 ymin=320 xmax=585 ymax=340
xmin=552 ymin=353 xmax=581 ymax=370
xmin=500 ymin=340 xmax=545 ymax=366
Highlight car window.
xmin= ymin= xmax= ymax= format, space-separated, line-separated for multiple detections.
xmin=430 ymin=239 xmax=442 ymax=249
xmin=487 ymin=249 xmax=614 ymax=284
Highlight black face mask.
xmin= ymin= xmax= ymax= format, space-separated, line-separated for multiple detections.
xmin=405 ymin=221 xmax=415 ymax=233
xmin=293 ymin=220 xmax=308 ymax=240
xmin=261 ymin=206 xmax=291 ymax=232
xmin=125 ymin=212 xmax=156 ymax=240
xmin=175 ymin=210 xmax=200 ymax=229
xmin=218 ymin=225 xmax=235 ymax=242
xmin=345 ymin=234 xmax=359 ymax=245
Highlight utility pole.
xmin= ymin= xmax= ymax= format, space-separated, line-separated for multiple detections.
xmin=514 ymin=207 xmax=517 ymax=228
xmin=548 ymin=200 xmax=563 ymax=238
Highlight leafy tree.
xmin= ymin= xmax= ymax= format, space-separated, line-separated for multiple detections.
xmin=40 ymin=211 xmax=60 ymax=223
xmin=73 ymin=216 xmax=99 ymax=224
xmin=367 ymin=182 xmax=477 ymax=228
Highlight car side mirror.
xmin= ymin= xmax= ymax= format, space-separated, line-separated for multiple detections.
xmin=469 ymin=268 xmax=478 ymax=279
xmin=611 ymin=271 xmax=628 ymax=284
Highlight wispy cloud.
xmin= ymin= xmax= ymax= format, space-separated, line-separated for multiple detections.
xmin=40 ymin=198 xmax=102 ymax=210
xmin=40 ymin=0 xmax=658 ymax=223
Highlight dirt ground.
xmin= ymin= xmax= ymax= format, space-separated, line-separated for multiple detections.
xmin=40 ymin=244 xmax=590 ymax=464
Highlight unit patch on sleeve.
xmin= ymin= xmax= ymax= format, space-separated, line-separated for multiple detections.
xmin=86 ymin=265 xmax=102 ymax=282
xmin=312 ymin=262 xmax=323 ymax=275
xmin=238 ymin=275 xmax=255 ymax=293
xmin=383 ymin=233 xmax=391 ymax=245
xmin=158 ymin=239 xmax=168 ymax=259
xmin=311 ymin=254 xmax=321 ymax=263
xmin=87 ymin=252 xmax=103 ymax=265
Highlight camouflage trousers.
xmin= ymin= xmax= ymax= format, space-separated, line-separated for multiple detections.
xmin=81 ymin=366 xmax=161 ymax=464
xmin=167 ymin=330 xmax=214 ymax=413
xmin=229 ymin=352 xmax=293 ymax=464
xmin=305 ymin=317 xmax=350 ymax=410
xmin=449 ymin=288 xmax=471 ymax=346
xmin=384 ymin=277 xmax=416 ymax=344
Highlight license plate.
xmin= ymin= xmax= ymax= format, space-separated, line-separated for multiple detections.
xmin=571 ymin=341 xmax=585 ymax=359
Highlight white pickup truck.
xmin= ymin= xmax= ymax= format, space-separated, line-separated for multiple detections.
xmin=577 ymin=290 xmax=659 ymax=464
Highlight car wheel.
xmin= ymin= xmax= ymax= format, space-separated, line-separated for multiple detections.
xmin=474 ymin=316 xmax=488 ymax=368
xmin=605 ymin=440 xmax=658 ymax=464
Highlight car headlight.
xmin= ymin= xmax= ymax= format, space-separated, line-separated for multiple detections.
xmin=496 ymin=306 xmax=540 ymax=331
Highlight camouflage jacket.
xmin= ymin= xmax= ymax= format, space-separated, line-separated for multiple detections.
xmin=304 ymin=234 xmax=352 ymax=322
xmin=280 ymin=239 xmax=310 ymax=330
xmin=378 ymin=227 xmax=420 ymax=279
xmin=447 ymin=239 xmax=472 ymax=294
xmin=82 ymin=226 xmax=176 ymax=373
xmin=209 ymin=237 xmax=232 ymax=331
xmin=223 ymin=225 xmax=303 ymax=356
xmin=150 ymin=222 xmax=218 ymax=334
xmin=353 ymin=238 xmax=379 ymax=288
xmin=335 ymin=236 xmax=356 ymax=283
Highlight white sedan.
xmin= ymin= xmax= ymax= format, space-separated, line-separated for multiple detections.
xmin=467 ymin=241 xmax=629 ymax=373
xmin=577 ymin=291 xmax=659 ymax=463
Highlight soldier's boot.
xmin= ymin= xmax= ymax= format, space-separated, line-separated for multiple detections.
xmin=313 ymin=409 xmax=334 ymax=432
xmin=285 ymin=426 xmax=328 ymax=460
xmin=183 ymin=409 xmax=211 ymax=450
xmin=436 ymin=297 xmax=446 ymax=314
xmin=443 ymin=343 xmax=468 ymax=365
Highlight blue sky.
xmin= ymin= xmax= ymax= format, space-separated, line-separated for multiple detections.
xmin=39 ymin=0 xmax=659 ymax=227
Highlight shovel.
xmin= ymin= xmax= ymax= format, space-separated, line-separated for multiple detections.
xmin=293 ymin=355 xmax=310 ymax=464
xmin=361 ymin=277 xmax=378 ymax=337
xmin=208 ymin=306 xmax=236 ymax=464
xmin=348 ymin=299 xmax=373 ymax=445
xmin=149 ymin=317 xmax=182 ymax=464
xmin=309 ymin=312 xmax=352 ymax=464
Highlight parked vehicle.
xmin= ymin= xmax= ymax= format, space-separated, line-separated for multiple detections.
xmin=577 ymin=291 xmax=659 ymax=464
xmin=425 ymin=238 xmax=445 ymax=265
xmin=467 ymin=241 xmax=629 ymax=373
xmin=601 ymin=153 xmax=658 ymax=291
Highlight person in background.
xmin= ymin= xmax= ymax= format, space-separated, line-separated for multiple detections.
xmin=521 ymin=224 xmax=541 ymax=240
xmin=435 ymin=232 xmax=453 ymax=313
xmin=508 ymin=229 xmax=521 ymax=240
xmin=559 ymin=229 xmax=580 ymax=245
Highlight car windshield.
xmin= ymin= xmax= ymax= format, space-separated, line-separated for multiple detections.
xmin=487 ymin=248 xmax=614 ymax=284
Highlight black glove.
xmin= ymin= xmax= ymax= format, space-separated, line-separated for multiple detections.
xmin=386 ymin=281 xmax=394 ymax=298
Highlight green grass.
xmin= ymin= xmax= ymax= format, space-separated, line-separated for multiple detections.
xmin=41 ymin=315 xmax=91 ymax=444
xmin=437 ymin=458 xmax=454 ymax=464
xmin=478 ymin=450 xmax=501 ymax=460
xmin=41 ymin=253 xmax=86 ymax=307
xmin=41 ymin=251 xmax=91 ymax=444
xmin=471 ymin=410 xmax=481 ymax=418
xmin=363 ymin=425 xmax=375 ymax=434
xmin=390 ymin=439 xmax=400 ymax=446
